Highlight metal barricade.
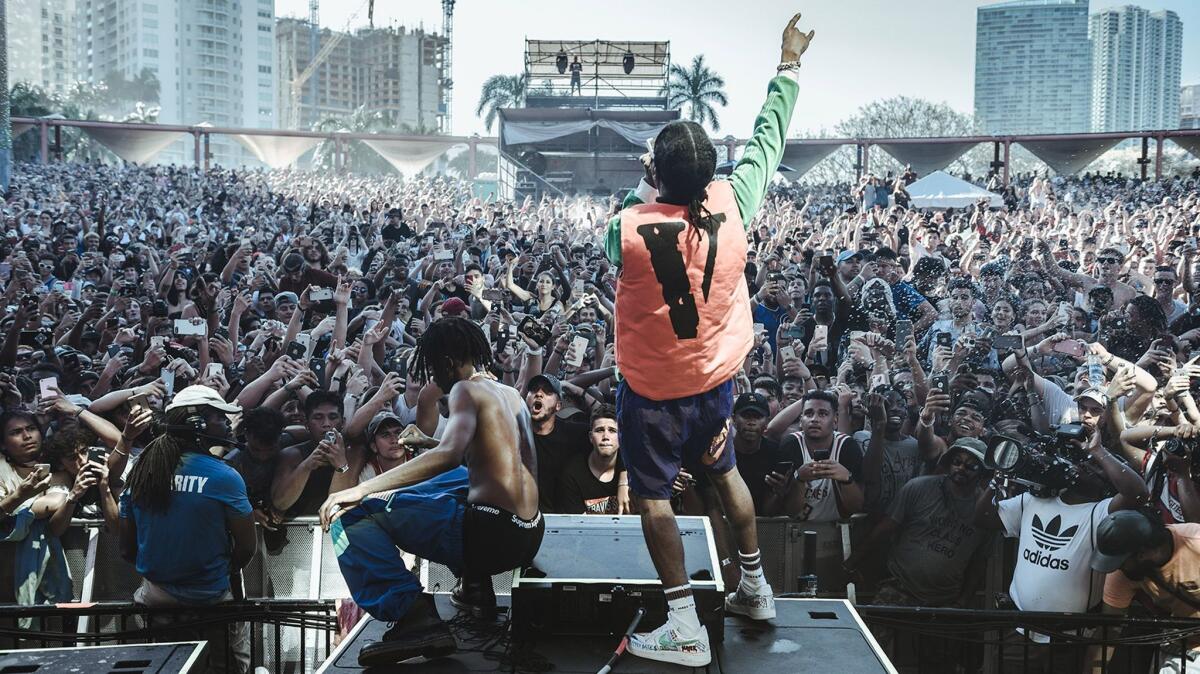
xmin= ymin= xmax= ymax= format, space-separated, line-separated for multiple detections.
xmin=0 ymin=600 xmax=337 ymax=674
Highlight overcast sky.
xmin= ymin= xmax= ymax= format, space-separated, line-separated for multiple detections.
xmin=275 ymin=0 xmax=1200 ymax=138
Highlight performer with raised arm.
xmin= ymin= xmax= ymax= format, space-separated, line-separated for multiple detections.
xmin=604 ymin=12 xmax=815 ymax=667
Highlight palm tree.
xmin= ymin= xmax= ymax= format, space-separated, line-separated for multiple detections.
xmin=121 ymin=101 xmax=160 ymax=124
xmin=475 ymin=74 xmax=527 ymax=133
xmin=661 ymin=54 xmax=729 ymax=132
xmin=311 ymin=105 xmax=391 ymax=173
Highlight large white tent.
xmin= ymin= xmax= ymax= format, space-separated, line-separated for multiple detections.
xmin=905 ymin=170 xmax=1003 ymax=209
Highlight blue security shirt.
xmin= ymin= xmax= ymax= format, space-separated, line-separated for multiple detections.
xmin=119 ymin=452 xmax=252 ymax=603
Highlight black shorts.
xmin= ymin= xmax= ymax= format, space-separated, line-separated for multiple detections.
xmin=462 ymin=503 xmax=545 ymax=576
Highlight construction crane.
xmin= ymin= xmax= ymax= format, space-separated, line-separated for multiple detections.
xmin=287 ymin=0 xmax=372 ymax=129
xmin=441 ymin=0 xmax=455 ymax=133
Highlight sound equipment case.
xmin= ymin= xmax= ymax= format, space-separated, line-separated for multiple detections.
xmin=510 ymin=514 xmax=725 ymax=641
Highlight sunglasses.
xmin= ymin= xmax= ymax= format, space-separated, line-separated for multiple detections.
xmin=1154 ymin=278 xmax=1175 ymax=286
xmin=1097 ymin=257 xmax=1121 ymax=265
xmin=951 ymin=456 xmax=982 ymax=472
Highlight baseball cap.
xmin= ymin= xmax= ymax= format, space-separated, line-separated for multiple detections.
xmin=527 ymin=373 xmax=563 ymax=397
xmin=1091 ymin=510 xmax=1156 ymax=573
xmin=282 ymin=252 xmax=305 ymax=273
xmin=367 ymin=411 xmax=404 ymax=440
xmin=440 ymin=297 xmax=469 ymax=317
xmin=733 ymin=392 xmax=771 ymax=417
xmin=939 ymin=437 xmax=988 ymax=470
xmin=274 ymin=291 xmax=299 ymax=306
xmin=1075 ymin=387 xmax=1108 ymax=408
xmin=165 ymin=385 xmax=242 ymax=414
xmin=836 ymin=250 xmax=863 ymax=265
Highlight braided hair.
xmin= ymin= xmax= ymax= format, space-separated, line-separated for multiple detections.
xmin=652 ymin=121 xmax=719 ymax=238
xmin=411 ymin=317 xmax=494 ymax=389
xmin=126 ymin=407 xmax=201 ymax=513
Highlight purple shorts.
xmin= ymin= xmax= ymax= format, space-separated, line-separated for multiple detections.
xmin=616 ymin=378 xmax=737 ymax=499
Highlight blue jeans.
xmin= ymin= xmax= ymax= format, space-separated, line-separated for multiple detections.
xmin=329 ymin=467 xmax=469 ymax=621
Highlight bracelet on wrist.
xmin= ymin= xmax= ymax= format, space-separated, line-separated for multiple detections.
xmin=777 ymin=61 xmax=802 ymax=72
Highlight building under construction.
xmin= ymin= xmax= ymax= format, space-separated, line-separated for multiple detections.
xmin=276 ymin=18 xmax=449 ymax=133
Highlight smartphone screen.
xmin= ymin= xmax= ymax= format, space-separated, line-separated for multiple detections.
xmin=160 ymin=368 xmax=176 ymax=397
xmin=39 ymin=377 xmax=58 ymax=399
xmin=894 ymin=319 xmax=913 ymax=346
xmin=567 ymin=335 xmax=589 ymax=368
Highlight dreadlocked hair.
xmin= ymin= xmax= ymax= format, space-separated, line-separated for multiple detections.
xmin=653 ymin=120 xmax=719 ymax=239
xmin=126 ymin=407 xmax=201 ymax=513
xmin=411 ymin=317 xmax=494 ymax=387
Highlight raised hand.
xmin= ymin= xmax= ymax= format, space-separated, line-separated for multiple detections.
xmin=781 ymin=12 xmax=816 ymax=63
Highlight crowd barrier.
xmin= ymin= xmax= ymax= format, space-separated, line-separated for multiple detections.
xmin=857 ymin=605 xmax=1200 ymax=674
xmin=56 ymin=515 xmax=872 ymax=604
xmin=0 ymin=600 xmax=338 ymax=674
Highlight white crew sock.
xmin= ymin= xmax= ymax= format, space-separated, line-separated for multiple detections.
xmin=664 ymin=584 xmax=703 ymax=638
xmin=739 ymin=550 xmax=766 ymax=591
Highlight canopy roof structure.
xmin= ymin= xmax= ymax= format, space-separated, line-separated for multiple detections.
xmin=906 ymin=170 xmax=1004 ymax=209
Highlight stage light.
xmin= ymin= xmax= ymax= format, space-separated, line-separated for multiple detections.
xmin=623 ymin=50 xmax=635 ymax=75
xmin=557 ymin=49 xmax=568 ymax=74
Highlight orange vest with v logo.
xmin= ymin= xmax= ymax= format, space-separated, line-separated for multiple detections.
xmin=616 ymin=180 xmax=751 ymax=401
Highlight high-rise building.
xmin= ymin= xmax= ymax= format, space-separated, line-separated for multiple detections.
xmin=1090 ymin=6 xmax=1183 ymax=132
xmin=974 ymin=0 xmax=1092 ymax=134
xmin=275 ymin=19 xmax=448 ymax=132
xmin=1183 ymin=84 xmax=1200 ymax=129
xmin=9 ymin=0 xmax=76 ymax=95
xmin=74 ymin=0 xmax=277 ymax=165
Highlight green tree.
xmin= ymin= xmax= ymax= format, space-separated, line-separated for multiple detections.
xmin=475 ymin=74 xmax=527 ymax=133
xmin=802 ymin=96 xmax=993 ymax=183
xmin=661 ymin=54 xmax=728 ymax=132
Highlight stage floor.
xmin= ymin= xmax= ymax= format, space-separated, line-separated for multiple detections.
xmin=317 ymin=596 xmax=895 ymax=673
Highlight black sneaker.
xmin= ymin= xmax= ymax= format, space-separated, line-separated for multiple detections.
xmin=450 ymin=575 xmax=496 ymax=619
xmin=358 ymin=595 xmax=456 ymax=666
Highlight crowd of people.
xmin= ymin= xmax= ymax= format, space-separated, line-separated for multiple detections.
xmin=1 ymin=150 xmax=1200 ymax=670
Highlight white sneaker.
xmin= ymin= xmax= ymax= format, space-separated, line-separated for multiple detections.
xmin=725 ymin=582 xmax=776 ymax=620
xmin=628 ymin=620 xmax=712 ymax=667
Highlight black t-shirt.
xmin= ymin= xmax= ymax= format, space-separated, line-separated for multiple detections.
xmin=534 ymin=419 xmax=590 ymax=511
xmin=281 ymin=440 xmax=333 ymax=517
xmin=696 ymin=438 xmax=783 ymax=515
xmin=224 ymin=448 xmax=277 ymax=510
xmin=554 ymin=453 xmax=619 ymax=514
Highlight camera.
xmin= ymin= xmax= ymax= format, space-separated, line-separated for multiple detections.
xmin=985 ymin=425 xmax=1088 ymax=497
xmin=1163 ymin=437 xmax=1200 ymax=477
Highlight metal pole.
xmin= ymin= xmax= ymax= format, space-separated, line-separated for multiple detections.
xmin=53 ymin=125 xmax=62 ymax=162
xmin=1154 ymin=135 xmax=1164 ymax=180
xmin=854 ymin=143 xmax=864 ymax=181
xmin=39 ymin=122 xmax=48 ymax=164
xmin=1139 ymin=136 xmax=1149 ymax=181
xmin=1003 ymin=140 xmax=1011 ymax=187
xmin=862 ymin=144 xmax=870 ymax=177
xmin=203 ymin=134 xmax=210 ymax=171
xmin=193 ymin=131 xmax=201 ymax=167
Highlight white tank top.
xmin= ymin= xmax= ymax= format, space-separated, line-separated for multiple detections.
xmin=790 ymin=431 xmax=850 ymax=523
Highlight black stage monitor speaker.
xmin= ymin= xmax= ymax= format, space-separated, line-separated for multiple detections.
xmin=720 ymin=598 xmax=896 ymax=673
xmin=0 ymin=641 xmax=207 ymax=673
xmin=511 ymin=514 xmax=724 ymax=641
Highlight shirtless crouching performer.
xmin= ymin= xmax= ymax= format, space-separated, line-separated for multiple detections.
xmin=320 ymin=316 xmax=543 ymax=667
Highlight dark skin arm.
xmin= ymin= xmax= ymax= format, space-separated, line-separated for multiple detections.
xmin=119 ymin=515 xmax=138 ymax=564
xmin=974 ymin=485 xmax=1004 ymax=531
xmin=862 ymin=394 xmax=888 ymax=512
xmin=228 ymin=513 xmax=257 ymax=569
